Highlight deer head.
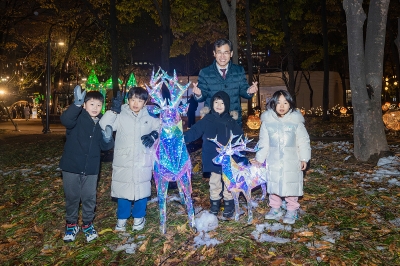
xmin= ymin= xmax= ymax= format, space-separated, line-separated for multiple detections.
xmin=146 ymin=68 xmax=190 ymax=128
xmin=209 ymin=131 xmax=260 ymax=165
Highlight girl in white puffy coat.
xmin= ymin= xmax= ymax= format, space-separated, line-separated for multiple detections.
xmin=253 ymin=90 xmax=311 ymax=224
xmin=100 ymin=87 xmax=160 ymax=232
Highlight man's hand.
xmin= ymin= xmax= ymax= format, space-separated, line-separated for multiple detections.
xmin=247 ymin=81 xmax=258 ymax=94
xmin=74 ymin=85 xmax=86 ymax=106
xmin=111 ymin=91 xmax=124 ymax=114
xmin=192 ymin=82 xmax=202 ymax=97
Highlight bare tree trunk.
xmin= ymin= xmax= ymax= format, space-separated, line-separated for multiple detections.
xmin=220 ymin=0 xmax=238 ymax=64
xmin=321 ymin=0 xmax=330 ymax=121
xmin=343 ymin=0 xmax=390 ymax=161
xmin=394 ymin=18 xmax=400 ymax=103
xmin=245 ymin=0 xmax=253 ymax=113
xmin=302 ymin=71 xmax=314 ymax=108
xmin=110 ymin=0 xmax=119 ymax=96
xmin=278 ymin=0 xmax=295 ymax=103
xmin=153 ymin=0 xmax=171 ymax=71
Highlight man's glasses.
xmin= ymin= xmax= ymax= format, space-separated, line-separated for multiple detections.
xmin=215 ymin=51 xmax=231 ymax=56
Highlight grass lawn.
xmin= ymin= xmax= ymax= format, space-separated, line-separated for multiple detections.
xmin=0 ymin=116 xmax=399 ymax=265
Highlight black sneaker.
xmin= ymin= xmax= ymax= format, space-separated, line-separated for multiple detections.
xmin=223 ymin=200 xmax=235 ymax=218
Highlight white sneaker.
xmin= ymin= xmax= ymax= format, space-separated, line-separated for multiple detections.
xmin=283 ymin=210 xmax=298 ymax=224
xmin=115 ymin=219 xmax=127 ymax=231
xmin=82 ymin=223 xmax=98 ymax=242
xmin=63 ymin=223 xmax=80 ymax=243
xmin=265 ymin=208 xmax=284 ymax=220
xmin=132 ymin=217 xmax=146 ymax=231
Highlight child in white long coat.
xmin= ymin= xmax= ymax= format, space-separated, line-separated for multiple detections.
xmin=100 ymin=87 xmax=160 ymax=231
xmin=252 ymin=90 xmax=311 ymax=224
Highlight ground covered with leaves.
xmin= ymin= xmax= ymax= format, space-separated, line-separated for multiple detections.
xmin=0 ymin=117 xmax=399 ymax=265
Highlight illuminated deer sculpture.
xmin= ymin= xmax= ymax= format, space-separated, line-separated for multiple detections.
xmin=209 ymin=132 xmax=267 ymax=223
xmin=146 ymin=69 xmax=195 ymax=234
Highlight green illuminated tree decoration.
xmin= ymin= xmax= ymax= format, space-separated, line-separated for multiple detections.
xmin=105 ymin=76 xmax=123 ymax=90
xmin=126 ymin=72 xmax=137 ymax=88
xmin=99 ymin=83 xmax=107 ymax=114
xmin=86 ymin=70 xmax=100 ymax=91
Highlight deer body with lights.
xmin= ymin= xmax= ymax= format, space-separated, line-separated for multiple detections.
xmin=146 ymin=69 xmax=195 ymax=234
xmin=210 ymin=133 xmax=267 ymax=223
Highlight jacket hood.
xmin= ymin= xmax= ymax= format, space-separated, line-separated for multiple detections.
xmin=211 ymin=91 xmax=230 ymax=116
xmin=260 ymin=109 xmax=305 ymax=124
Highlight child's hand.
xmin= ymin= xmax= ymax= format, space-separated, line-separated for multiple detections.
xmin=73 ymin=85 xmax=86 ymax=106
xmin=111 ymin=91 xmax=124 ymax=114
xmin=301 ymin=161 xmax=307 ymax=170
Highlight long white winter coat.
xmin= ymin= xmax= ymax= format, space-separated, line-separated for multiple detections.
xmin=255 ymin=109 xmax=311 ymax=197
xmin=100 ymin=105 xmax=160 ymax=201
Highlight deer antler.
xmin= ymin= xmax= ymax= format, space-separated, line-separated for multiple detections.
xmin=146 ymin=68 xmax=166 ymax=107
xmin=161 ymin=70 xmax=190 ymax=108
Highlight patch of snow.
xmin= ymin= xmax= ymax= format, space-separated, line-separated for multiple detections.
xmin=389 ymin=218 xmax=400 ymax=227
xmin=148 ymin=197 xmax=158 ymax=204
xmin=251 ymin=222 xmax=291 ymax=243
xmin=193 ymin=231 xmax=222 ymax=247
xmin=194 ymin=211 xmax=218 ymax=232
xmin=344 ymin=155 xmax=351 ymax=161
xmin=388 ymin=178 xmax=400 ymax=186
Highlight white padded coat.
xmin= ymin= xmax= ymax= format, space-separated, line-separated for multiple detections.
xmin=255 ymin=109 xmax=311 ymax=197
xmin=99 ymin=105 xmax=160 ymax=201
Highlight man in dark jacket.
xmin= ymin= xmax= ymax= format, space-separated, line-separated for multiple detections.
xmin=192 ymin=38 xmax=258 ymax=126
xmin=184 ymin=91 xmax=244 ymax=219
xmin=59 ymin=86 xmax=114 ymax=243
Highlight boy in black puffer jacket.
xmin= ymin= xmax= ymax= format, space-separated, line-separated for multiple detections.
xmin=184 ymin=91 xmax=245 ymax=218
xmin=59 ymin=86 xmax=114 ymax=243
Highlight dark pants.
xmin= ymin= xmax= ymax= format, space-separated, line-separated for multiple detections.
xmin=117 ymin=197 xmax=147 ymax=219
xmin=187 ymin=112 xmax=196 ymax=128
xmin=62 ymin=171 xmax=98 ymax=224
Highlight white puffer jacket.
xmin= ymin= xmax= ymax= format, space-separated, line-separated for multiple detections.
xmin=100 ymin=105 xmax=160 ymax=200
xmin=255 ymin=109 xmax=311 ymax=197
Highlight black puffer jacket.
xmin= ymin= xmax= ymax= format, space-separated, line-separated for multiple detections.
xmin=184 ymin=91 xmax=244 ymax=173
xmin=59 ymin=104 xmax=114 ymax=175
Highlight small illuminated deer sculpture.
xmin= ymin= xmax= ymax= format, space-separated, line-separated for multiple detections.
xmin=209 ymin=132 xmax=267 ymax=223
xmin=146 ymin=69 xmax=195 ymax=234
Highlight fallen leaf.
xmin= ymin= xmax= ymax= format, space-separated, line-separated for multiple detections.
xmin=176 ymin=223 xmax=187 ymax=233
xmin=183 ymin=250 xmax=196 ymax=261
xmin=98 ymin=228 xmax=113 ymax=235
xmin=163 ymin=242 xmax=171 ymax=254
xmin=0 ymin=206 xmax=5 ymax=211
xmin=296 ymin=231 xmax=314 ymax=237
xmin=234 ymin=257 xmax=243 ymax=262
xmin=34 ymin=225 xmax=44 ymax=234
xmin=1 ymin=223 xmax=17 ymax=229
xmin=139 ymin=240 xmax=148 ymax=252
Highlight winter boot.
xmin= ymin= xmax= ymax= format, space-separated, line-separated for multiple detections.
xmin=223 ymin=199 xmax=235 ymax=218
xmin=209 ymin=199 xmax=221 ymax=216
xmin=115 ymin=219 xmax=127 ymax=232
xmin=283 ymin=210 xmax=298 ymax=224
xmin=132 ymin=217 xmax=146 ymax=231
xmin=265 ymin=208 xmax=284 ymax=220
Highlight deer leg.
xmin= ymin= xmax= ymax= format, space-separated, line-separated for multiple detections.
xmin=157 ymin=178 xmax=169 ymax=234
xmin=177 ymin=173 xmax=196 ymax=229
xmin=177 ymin=179 xmax=186 ymax=205
xmin=261 ymin=183 xmax=267 ymax=201
xmin=231 ymin=192 xmax=240 ymax=221
xmin=245 ymin=191 xmax=253 ymax=224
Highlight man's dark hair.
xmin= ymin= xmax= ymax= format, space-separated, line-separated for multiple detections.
xmin=267 ymin=90 xmax=296 ymax=114
xmin=213 ymin=38 xmax=232 ymax=51
xmin=84 ymin=91 xmax=104 ymax=103
xmin=128 ymin=86 xmax=149 ymax=101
